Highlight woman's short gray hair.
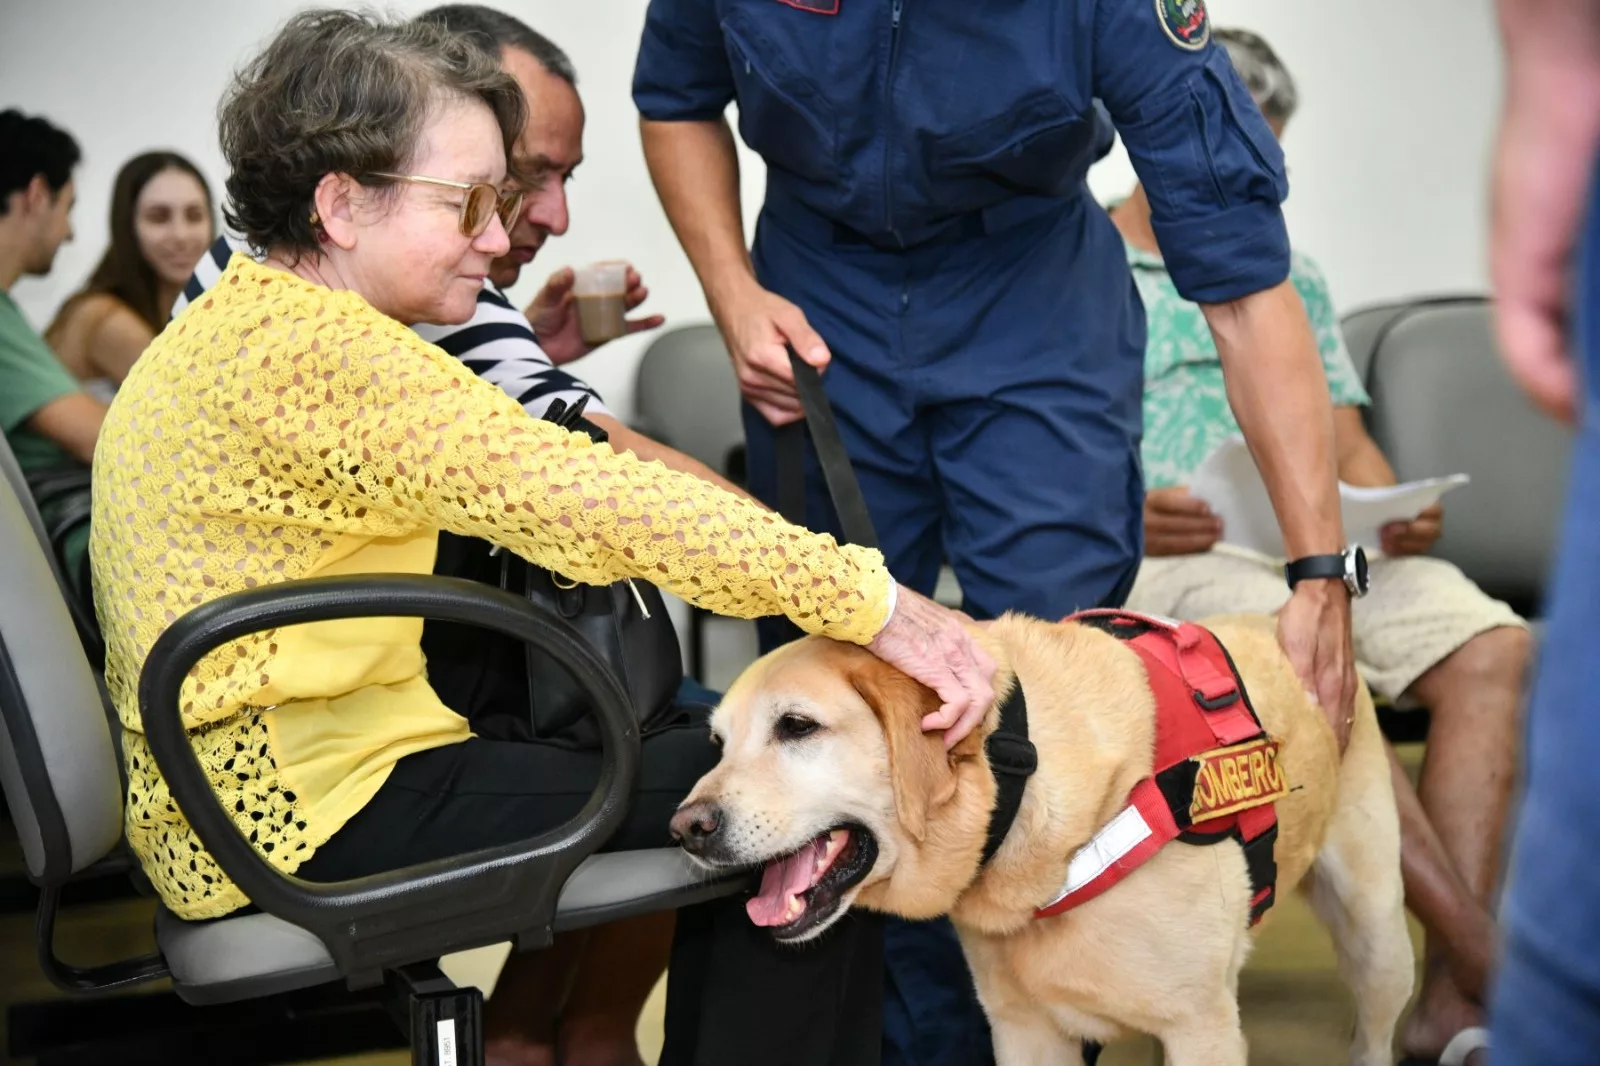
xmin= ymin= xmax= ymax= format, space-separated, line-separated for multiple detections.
xmin=1215 ymin=27 xmax=1299 ymax=125
xmin=219 ymin=8 xmax=526 ymax=255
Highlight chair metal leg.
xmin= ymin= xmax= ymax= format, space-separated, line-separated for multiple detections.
xmin=388 ymin=961 xmax=485 ymax=1066
xmin=35 ymin=882 xmax=168 ymax=993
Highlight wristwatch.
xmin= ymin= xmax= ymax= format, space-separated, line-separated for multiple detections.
xmin=1284 ymin=545 xmax=1369 ymax=598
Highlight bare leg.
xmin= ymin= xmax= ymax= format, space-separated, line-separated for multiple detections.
xmin=558 ymin=912 xmax=676 ymax=1066
xmin=1399 ymin=626 xmax=1529 ymax=1064
xmin=485 ymin=932 xmax=589 ymax=1066
xmin=1387 ymin=745 xmax=1498 ymax=998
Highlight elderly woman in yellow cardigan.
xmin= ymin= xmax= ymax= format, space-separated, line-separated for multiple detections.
xmin=90 ymin=10 xmax=991 ymax=1066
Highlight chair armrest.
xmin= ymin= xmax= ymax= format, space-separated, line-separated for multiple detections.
xmin=137 ymin=574 xmax=639 ymax=988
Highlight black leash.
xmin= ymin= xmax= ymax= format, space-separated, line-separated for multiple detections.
xmin=775 ymin=346 xmax=879 ymax=550
xmin=770 ymin=342 xmax=1034 ymax=867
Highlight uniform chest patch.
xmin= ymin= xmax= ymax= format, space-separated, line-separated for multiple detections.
xmin=1157 ymin=0 xmax=1210 ymax=51
xmin=776 ymin=0 xmax=840 ymax=13
xmin=1189 ymin=737 xmax=1288 ymax=823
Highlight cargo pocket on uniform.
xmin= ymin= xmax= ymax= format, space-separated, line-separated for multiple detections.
xmin=722 ymin=19 xmax=838 ymax=185
xmin=925 ymin=89 xmax=1093 ymax=197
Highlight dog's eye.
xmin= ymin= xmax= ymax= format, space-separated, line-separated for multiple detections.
xmin=775 ymin=713 xmax=821 ymax=741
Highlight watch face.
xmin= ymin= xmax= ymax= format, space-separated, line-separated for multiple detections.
xmin=1349 ymin=546 xmax=1370 ymax=594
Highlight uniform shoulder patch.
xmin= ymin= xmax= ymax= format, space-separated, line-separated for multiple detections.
xmin=1156 ymin=0 xmax=1210 ymax=51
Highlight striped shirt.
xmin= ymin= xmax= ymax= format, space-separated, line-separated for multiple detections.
xmin=174 ymin=234 xmax=608 ymax=418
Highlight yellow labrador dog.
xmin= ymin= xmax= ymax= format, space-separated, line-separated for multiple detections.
xmin=670 ymin=612 xmax=1412 ymax=1066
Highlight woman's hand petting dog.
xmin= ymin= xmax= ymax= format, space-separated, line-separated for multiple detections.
xmin=868 ymin=586 xmax=997 ymax=749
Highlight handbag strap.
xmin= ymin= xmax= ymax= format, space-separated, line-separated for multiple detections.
xmin=775 ymin=345 xmax=879 ymax=550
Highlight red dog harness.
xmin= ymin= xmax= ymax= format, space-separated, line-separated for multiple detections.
xmin=1032 ymin=610 xmax=1286 ymax=925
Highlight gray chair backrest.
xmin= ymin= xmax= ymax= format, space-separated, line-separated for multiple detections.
xmin=1361 ymin=299 xmax=1572 ymax=614
xmin=0 ymin=429 xmax=59 ymax=581
xmin=633 ymin=324 xmax=746 ymax=479
xmin=0 ymin=435 xmax=123 ymax=882
xmin=1340 ymin=303 xmax=1412 ymax=387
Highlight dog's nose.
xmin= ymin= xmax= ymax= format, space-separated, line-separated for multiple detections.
xmin=670 ymin=801 xmax=722 ymax=853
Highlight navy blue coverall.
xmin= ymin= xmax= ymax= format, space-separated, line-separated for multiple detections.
xmin=635 ymin=2 xmax=1292 ymax=1062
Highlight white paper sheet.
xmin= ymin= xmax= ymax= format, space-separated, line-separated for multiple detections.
xmin=1186 ymin=436 xmax=1470 ymax=558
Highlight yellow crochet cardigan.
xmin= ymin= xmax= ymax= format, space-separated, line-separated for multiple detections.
xmin=91 ymin=255 xmax=892 ymax=919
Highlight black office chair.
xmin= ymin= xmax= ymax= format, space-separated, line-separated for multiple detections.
xmin=0 ymin=431 xmax=746 ymax=1065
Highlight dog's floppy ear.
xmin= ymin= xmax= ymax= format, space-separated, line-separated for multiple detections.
xmin=850 ymin=658 xmax=961 ymax=843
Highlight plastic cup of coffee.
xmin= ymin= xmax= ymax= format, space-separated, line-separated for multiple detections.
xmin=574 ymin=261 xmax=629 ymax=345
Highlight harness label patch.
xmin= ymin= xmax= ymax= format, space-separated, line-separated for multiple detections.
xmin=1156 ymin=0 xmax=1211 ymax=51
xmin=1190 ymin=738 xmax=1287 ymax=823
xmin=775 ymin=0 xmax=840 ymax=13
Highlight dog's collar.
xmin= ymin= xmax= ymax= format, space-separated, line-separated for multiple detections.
xmin=980 ymin=680 xmax=1038 ymax=867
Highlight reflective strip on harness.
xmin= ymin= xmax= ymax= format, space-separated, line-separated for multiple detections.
xmin=1035 ymin=778 xmax=1175 ymax=918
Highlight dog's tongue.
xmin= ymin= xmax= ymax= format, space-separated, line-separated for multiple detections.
xmin=747 ymin=832 xmax=831 ymax=927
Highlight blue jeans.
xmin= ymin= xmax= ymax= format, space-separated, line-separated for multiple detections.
xmin=674 ymin=675 xmax=724 ymax=712
xmin=1489 ymin=161 xmax=1600 ymax=1061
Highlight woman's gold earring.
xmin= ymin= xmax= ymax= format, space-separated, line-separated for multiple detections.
xmin=308 ymin=210 xmax=321 ymax=226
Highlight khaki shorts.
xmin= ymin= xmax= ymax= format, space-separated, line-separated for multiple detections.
xmin=1125 ymin=545 xmax=1526 ymax=703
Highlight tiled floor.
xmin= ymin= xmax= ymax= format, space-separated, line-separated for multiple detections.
xmin=2 ymin=880 xmax=1423 ymax=1064
xmin=0 ymin=603 xmax=1439 ymax=1064
xmin=0 ymin=759 xmax=1432 ymax=1066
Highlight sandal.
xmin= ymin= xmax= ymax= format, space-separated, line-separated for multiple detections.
xmin=1398 ymin=1026 xmax=1490 ymax=1066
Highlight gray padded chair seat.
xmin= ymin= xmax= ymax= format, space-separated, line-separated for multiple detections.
xmin=155 ymin=909 xmax=339 ymax=1006
xmin=158 ymin=848 xmax=747 ymax=1006
xmin=551 ymin=848 xmax=741 ymax=932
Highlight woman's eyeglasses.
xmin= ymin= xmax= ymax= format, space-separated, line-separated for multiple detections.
xmin=371 ymin=172 xmax=524 ymax=238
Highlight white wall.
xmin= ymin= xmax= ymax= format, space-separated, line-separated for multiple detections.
xmin=3 ymin=0 xmax=1503 ymax=425
xmin=1087 ymin=0 xmax=1505 ymax=312
xmin=0 ymin=0 xmax=770 ymax=421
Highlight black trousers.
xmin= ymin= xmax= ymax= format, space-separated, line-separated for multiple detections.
xmin=299 ymin=710 xmax=719 ymax=874
xmin=298 ymin=720 xmax=886 ymax=1066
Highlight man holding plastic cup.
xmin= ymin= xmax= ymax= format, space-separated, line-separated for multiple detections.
xmin=175 ymin=9 xmax=736 ymax=491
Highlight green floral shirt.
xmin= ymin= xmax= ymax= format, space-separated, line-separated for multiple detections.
xmin=1129 ymin=243 xmax=1370 ymax=489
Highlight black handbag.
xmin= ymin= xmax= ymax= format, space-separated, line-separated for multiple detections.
xmin=505 ymin=541 xmax=683 ymax=748
xmin=430 ymin=395 xmax=684 ymax=749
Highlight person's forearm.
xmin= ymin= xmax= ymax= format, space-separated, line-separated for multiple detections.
xmin=27 ymin=392 xmax=107 ymax=466
xmin=640 ymin=118 xmax=756 ymax=314
xmin=1204 ymin=281 xmax=1342 ymax=558
xmin=1332 ymin=407 xmax=1397 ymax=488
xmin=1499 ymin=0 xmax=1600 ymax=63
xmin=1496 ymin=0 xmax=1600 ymax=211
xmin=589 ymin=413 xmax=762 ymax=506
xmin=1490 ymin=0 xmax=1600 ymax=420
xmin=1493 ymin=0 xmax=1600 ymax=290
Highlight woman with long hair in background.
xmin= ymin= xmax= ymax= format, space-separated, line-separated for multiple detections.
xmin=46 ymin=150 xmax=212 ymax=399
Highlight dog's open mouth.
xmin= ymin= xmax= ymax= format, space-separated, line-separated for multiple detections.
xmin=746 ymin=824 xmax=878 ymax=941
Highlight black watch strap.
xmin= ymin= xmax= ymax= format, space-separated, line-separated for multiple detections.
xmin=1284 ymin=553 xmax=1346 ymax=589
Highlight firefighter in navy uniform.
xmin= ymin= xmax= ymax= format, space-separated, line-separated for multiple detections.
xmin=634 ymin=1 xmax=1361 ymax=1063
